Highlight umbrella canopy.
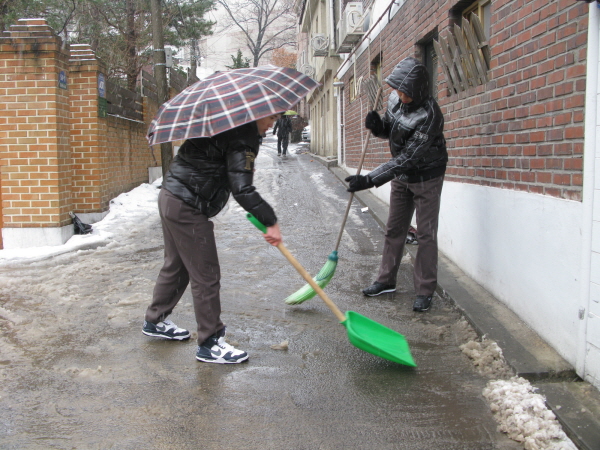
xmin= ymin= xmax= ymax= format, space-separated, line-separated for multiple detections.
xmin=147 ymin=66 xmax=318 ymax=146
xmin=283 ymin=110 xmax=298 ymax=115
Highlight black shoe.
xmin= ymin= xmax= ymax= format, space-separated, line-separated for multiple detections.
xmin=142 ymin=319 xmax=190 ymax=340
xmin=196 ymin=328 xmax=249 ymax=364
xmin=362 ymin=282 xmax=396 ymax=296
xmin=413 ymin=295 xmax=432 ymax=312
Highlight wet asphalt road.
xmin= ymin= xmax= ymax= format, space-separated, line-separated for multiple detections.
xmin=0 ymin=135 xmax=521 ymax=449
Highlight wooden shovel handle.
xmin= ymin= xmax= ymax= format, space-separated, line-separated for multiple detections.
xmin=276 ymin=243 xmax=346 ymax=322
xmin=334 ymin=86 xmax=384 ymax=252
xmin=246 ymin=213 xmax=346 ymax=322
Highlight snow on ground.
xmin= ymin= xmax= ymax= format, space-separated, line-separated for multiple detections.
xmin=458 ymin=321 xmax=577 ymax=450
xmin=0 ymin=179 xmax=162 ymax=265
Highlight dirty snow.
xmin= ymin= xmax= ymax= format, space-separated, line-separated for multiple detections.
xmin=458 ymin=321 xmax=577 ymax=450
xmin=0 ymin=149 xmax=578 ymax=450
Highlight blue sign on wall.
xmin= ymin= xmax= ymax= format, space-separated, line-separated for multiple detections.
xmin=98 ymin=73 xmax=106 ymax=98
xmin=59 ymin=71 xmax=67 ymax=90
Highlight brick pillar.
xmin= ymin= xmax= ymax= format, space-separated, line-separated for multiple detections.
xmin=69 ymin=44 xmax=108 ymax=223
xmin=0 ymin=18 xmax=73 ymax=248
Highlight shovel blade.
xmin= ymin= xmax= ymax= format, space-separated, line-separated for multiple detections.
xmin=342 ymin=311 xmax=416 ymax=367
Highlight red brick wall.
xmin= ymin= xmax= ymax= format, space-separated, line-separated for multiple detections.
xmin=0 ymin=19 xmax=73 ymax=229
xmin=342 ymin=0 xmax=587 ymax=201
xmin=0 ymin=19 xmax=161 ymax=244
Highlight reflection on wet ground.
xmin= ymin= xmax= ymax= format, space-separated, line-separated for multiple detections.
xmin=0 ymin=137 xmax=521 ymax=449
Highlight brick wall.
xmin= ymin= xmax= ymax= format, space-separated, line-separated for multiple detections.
xmin=0 ymin=19 xmax=162 ymax=248
xmin=342 ymin=0 xmax=587 ymax=201
xmin=0 ymin=19 xmax=73 ymax=230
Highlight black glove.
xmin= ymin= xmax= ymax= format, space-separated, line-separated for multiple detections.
xmin=365 ymin=111 xmax=383 ymax=135
xmin=345 ymin=175 xmax=374 ymax=192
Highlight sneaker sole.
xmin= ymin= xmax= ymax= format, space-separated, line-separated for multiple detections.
xmin=413 ymin=303 xmax=432 ymax=312
xmin=363 ymin=288 xmax=396 ymax=297
xmin=142 ymin=330 xmax=191 ymax=340
xmin=196 ymin=354 xmax=249 ymax=364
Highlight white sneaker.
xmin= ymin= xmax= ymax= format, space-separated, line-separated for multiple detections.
xmin=142 ymin=318 xmax=190 ymax=340
xmin=196 ymin=330 xmax=248 ymax=364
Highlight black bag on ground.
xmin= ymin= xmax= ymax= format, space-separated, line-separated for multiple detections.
xmin=70 ymin=212 xmax=93 ymax=235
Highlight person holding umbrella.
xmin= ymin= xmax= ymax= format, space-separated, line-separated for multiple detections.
xmin=142 ymin=66 xmax=318 ymax=363
xmin=273 ymin=113 xmax=292 ymax=157
xmin=344 ymin=57 xmax=447 ymax=313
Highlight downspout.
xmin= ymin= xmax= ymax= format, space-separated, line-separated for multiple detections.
xmin=334 ymin=81 xmax=344 ymax=164
xmin=329 ymin=0 xmax=336 ymax=53
xmin=576 ymin=2 xmax=599 ymax=377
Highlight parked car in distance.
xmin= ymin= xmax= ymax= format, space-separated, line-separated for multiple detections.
xmin=302 ymin=125 xmax=311 ymax=141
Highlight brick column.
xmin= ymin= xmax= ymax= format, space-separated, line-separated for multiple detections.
xmin=69 ymin=44 xmax=108 ymax=223
xmin=0 ymin=18 xmax=72 ymax=248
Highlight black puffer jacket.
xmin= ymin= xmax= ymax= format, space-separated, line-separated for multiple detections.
xmin=368 ymin=57 xmax=447 ymax=186
xmin=163 ymin=121 xmax=277 ymax=227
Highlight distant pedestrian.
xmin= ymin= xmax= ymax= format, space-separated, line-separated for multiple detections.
xmin=273 ymin=115 xmax=292 ymax=157
xmin=344 ymin=57 xmax=448 ymax=312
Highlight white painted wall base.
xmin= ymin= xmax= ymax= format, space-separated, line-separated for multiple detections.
xmin=438 ymin=181 xmax=582 ymax=367
xmin=148 ymin=166 xmax=162 ymax=184
xmin=2 ymin=225 xmax=74 ymax=249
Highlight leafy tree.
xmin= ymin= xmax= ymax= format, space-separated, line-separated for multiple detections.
xmin=217 ymin=0 xmax=296 ymax=67
xmin=2 ymin=0 xmax=215 ymax=90
xmin=270 ymin=48 xmax=296 ymax=69
xmin=225 ymin=49 xmax=250 ymax=69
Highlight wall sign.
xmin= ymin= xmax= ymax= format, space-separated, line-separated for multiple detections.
xmin=98 ymin=73 xmax=106 ymax=118
xmin=59 ymin=71 xmax=67 ymax=90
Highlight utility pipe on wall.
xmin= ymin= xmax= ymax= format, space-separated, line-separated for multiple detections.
xmin=576 ymin=2 xmax=599 ymax=377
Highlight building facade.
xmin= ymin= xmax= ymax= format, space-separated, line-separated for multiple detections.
xmin=307 ymin=0 xmax=599 ymax=389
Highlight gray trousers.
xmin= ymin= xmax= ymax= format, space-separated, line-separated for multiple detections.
xmin=145 ymin=188 xmax=224 ymax=345
xmin=376 ymin=175 xmax=444 ymax=296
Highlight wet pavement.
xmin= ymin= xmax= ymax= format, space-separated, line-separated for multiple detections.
xmin=0 ymin=135 xmax=526 ymax=449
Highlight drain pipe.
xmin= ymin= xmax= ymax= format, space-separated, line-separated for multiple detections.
xmin=576 ymin=3 xmax=599 ymax=377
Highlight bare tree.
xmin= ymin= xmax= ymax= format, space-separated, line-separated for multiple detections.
xmin=217 ymin=0 xmax=296 ymax=67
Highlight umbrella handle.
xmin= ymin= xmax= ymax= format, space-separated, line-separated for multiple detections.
xmin=247 ymin=214 xmax=347 ymax=323
xmin=334 ymin=86 xmax=383 ymax=252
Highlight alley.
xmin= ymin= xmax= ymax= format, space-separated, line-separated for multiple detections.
xmin=1 ymin=136 xmax=530 ymax=449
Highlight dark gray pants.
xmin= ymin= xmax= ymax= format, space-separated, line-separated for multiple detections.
xmin=376 ymin=175 xmax=444 ymax=296
xmin=277 ymin=134 xmax=289 ymax=155
xmin=145 ymin=189 xmax=224 ymax=345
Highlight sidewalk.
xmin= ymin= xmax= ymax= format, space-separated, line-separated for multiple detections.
xmin=309 ymin=151 xmax=600 ymax=450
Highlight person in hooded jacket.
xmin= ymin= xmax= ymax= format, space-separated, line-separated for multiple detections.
xmin=345 ymin=57 xmax=447 ymax=312
xmin=273 ymin=115 xmax=292 ymax=157
xmin=142 ymin=115 xmax=282 ymax=363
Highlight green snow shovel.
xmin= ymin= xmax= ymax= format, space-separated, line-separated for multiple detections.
xmin=247 ymin=213 xmax=416 ymax=367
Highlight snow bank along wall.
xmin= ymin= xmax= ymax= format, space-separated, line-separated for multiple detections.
xmin=0 ymin=18 xmax=164 ymax=249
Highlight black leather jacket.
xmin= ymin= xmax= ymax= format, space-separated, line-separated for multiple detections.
xmin=163 ymin=121 xmax=277 ymax=227
xmin=368 ymin=57 xmax=448 ymax=185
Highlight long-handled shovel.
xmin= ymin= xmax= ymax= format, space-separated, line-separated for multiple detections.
xmin=284 ymin=81 xmax=384 ymax=306
xmin=248 ymin=213 xmax=416 ymax=367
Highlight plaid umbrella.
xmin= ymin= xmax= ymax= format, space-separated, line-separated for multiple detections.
xmin=147 ymin=65 xmax=318 ymax=146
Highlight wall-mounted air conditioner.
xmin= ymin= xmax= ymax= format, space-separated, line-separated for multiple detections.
xmin=300 ymin=64 xmax=316 ymax=77
xmin=337 ymin=2 xmax=364 ymax=53
xmin=311 ymin=34 xmax=329 ymax=57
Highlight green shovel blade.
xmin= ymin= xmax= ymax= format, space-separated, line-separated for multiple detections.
xmin=342 ymin=311 xmax=417 ymax=367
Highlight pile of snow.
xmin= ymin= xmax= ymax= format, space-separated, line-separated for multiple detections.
xmin=460 ymin=337 xmax=513 ymax=379
xmin=0 ymin=180 xmax=161 ymax=265
xmin=483 ymin=378 xmax=577 ymax=450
